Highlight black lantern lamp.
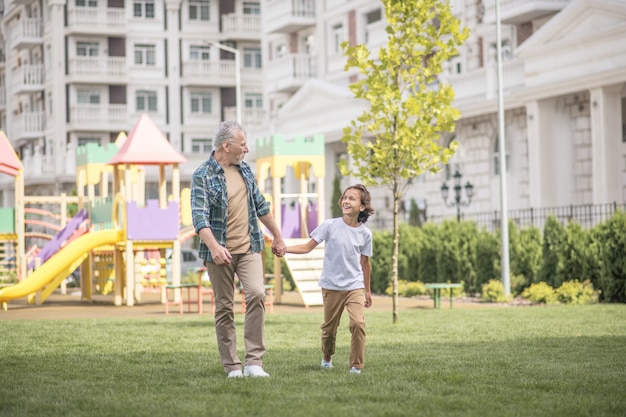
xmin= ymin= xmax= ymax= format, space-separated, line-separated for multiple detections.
xmin=441 ymin=169 xmax=473 ymax=222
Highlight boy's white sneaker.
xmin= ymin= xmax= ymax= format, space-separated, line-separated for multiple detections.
xmin=244 ymin=365 xmax=270 ymax=377
xmin=227 ymin=369 xmax=243 ymax=378
xmin=321 ymin=359 xmax=333 ymax=369
xmin=350 ymin=367 xmax=362 ymax=374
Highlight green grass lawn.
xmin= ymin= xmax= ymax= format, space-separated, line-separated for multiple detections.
xmin=1 ymin=304 xmax=625 ymax=417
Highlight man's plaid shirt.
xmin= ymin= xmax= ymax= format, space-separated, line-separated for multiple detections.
xmin=191 ymin=151 xmax=270 ymax=262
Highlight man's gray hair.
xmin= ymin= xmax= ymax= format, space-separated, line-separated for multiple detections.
xmin=214 ymin=121 xmax=245 ymax=149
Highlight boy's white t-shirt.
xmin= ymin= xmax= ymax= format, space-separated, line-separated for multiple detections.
xmin=310 ymin=217 xmax=373 ymax=291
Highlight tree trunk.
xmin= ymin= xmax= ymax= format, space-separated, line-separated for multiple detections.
xmin=392 ymin=187 xmax=400 ymax=323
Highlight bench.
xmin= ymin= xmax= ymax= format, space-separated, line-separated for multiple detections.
xmin=424 ymin=283 xmax=463 ymax=309
xmin=164 ymin=267 xmax=214 ymax=315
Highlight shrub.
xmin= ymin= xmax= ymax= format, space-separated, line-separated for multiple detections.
xmin=511 ymin=226 xmax=542 ymax=285
xmin=555 ymin=279 xmax=599 ymax=305
xmin=540 ymin=216 xmax=566 ymax=287
xmin=521 ymin=282 xmax=558 ymax=304
xmin=480 ymin=279 xmax=511 ymax=303
xmin=371 ymin=231 xmax=393 ymax=294
xmin=595 ymin=210 xmax=626 ymax=303
xmin=510 ymin=273 xmax=528 ymax=296
xmin=385 ymin=280 xmax=426 ymax=297
xmin=473 ymin=229 xmax=500 ymax=295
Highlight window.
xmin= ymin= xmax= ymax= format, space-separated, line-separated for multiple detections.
xmin=191 ymin=138 xmax=212 ymax=153
xmin=134 ymin=44 xmax=156 ymax=66
xmin=622 ymin=98 xmax=626 ymax=143
xmin=275 ymin=44 xmax=287 ymax=59
xmin=331 ymin=23 xmax=344 ymax=54
xmin=76 ymin=0 xmax=98 ymax=7
xmin=493 ymin=135 xmax=510 ymax=175
xmin=243 ymin=1 xmax=260 ymax=15
xmin=244 ymin=93 xmax=262 ymax=109
xmin=365 ymin=8 xmax=381 ymax=25
xmin=78 ymin=137 xmax=101 ymax=146
xmin=76 ymin=42 xmax=98 ymax=57
xmin=190 ymin=93 xmax=212 ymax=113
xmin=190 ymin=46 xmax=210 ymax=61
xmin=490 ymin=39 xmax=511 ymax=61
xmin=77 ymin=89 xmax=100 ymax=104
xmin=243 ymin=47 xmax=261 ymax=68
xmin=189 ymin=0 xmax=209 ymax=21
xmin=136 ymin=90 xmax=157 ymax=112
xmin=133 ymin=0 xmax=154 ymax=18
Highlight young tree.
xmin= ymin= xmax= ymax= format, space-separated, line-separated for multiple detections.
xmin=340 ymin=0 xmax=468 ymax=322
xmin=331 ymin=175 xmax=343 ymax=218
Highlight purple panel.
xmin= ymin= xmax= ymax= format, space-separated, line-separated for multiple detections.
xmin=307 ymin=202 xmax=318 ymax=234
xmin=281 ymin=203 xmax=301 ymax=239
xmin=126 ymin=200 xmax=179 ymax=241
xmin=29 ymin=209 xmax=89 ymax=269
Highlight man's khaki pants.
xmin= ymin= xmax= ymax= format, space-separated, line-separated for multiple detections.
xmin=205 ymin=251 xmax=266 ymax=374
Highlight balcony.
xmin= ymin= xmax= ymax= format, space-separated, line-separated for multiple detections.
xmin=11 ymin=64 xmax=44 ymax=94
xmin=482 ymin=0 xmax=570 ymax=24
xmin=66 ymin=6 xmax=126 ymax=35
xmin=68 ymin=56 xmax=127 ymax=83
xmin=21 ymin=150 xmax=56 ymax=180
xmin=224 ymin=106 xmax=265 ymax=126
xmin=181 ymin=60 xmax=237 ymax=87
xmin=10 ymin=18 xmax=43 ymax=49
xmin=13 ymin=111 xmax=46 ymax=140
xmin=442 ymin=59 xmax=525 ymax=108
xmin=221 ymin=13 xmax=262 ymax=41
xmin=68 ymin=104 xmax=127 ymax=131
xmin=264 ymin=0 xmax=315 ymax=34
xmin=265 ymin=54 xmax=316 ymax=93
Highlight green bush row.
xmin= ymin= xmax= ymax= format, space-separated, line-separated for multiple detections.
xmin=370 ymin=211 xmax=626 ymax=303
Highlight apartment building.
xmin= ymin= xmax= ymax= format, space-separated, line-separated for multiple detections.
xmin=1 ymin=0 xmax=624 ymax=232
xmin=0 ymin=0 xmax=263 ymax=202
xmin=259 ymin=0 xmax=626 ymax=229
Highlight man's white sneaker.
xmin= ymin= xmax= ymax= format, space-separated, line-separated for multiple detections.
xmin=244 ymin=365 xmax=270 ymax=377
xmin=227 ymin=369 xmax=243 ymax=378
xmin=350 ymin=367 xmax=361 ymax=374
xmin=321 ymin=359 xmax=333 ymax=369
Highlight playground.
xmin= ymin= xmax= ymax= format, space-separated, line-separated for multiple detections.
xmin=0 ymin=116 xmax=335 ymax=313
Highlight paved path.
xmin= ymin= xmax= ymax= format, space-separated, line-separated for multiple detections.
xmin=0 ymin=290 xmax=495 ymax=321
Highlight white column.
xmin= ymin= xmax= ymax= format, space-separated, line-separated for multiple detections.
xmin=590 ymin=86 xmax=622 ymax=204
xmin=47 ymin=0 xmax=69 ymax=179
xmin=525 ymin=101 xmax=543 ymax=208
xmin=165 ymin=0 xmax=182 ymax=151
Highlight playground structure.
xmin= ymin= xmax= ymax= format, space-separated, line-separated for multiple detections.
xmin=256 ymin=133 xmax=326 ymax=307
xmin=0 ymin=123 xmax=331 ymax=311
xmin=0 ymin=114 xmax=191 ymax=310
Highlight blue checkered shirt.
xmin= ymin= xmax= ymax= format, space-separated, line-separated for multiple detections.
xmin=191 ymin=151 xmax=270 ymax=262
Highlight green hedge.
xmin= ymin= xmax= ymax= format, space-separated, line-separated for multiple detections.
xmin=370 ymin=211 xmax=626 ymax=303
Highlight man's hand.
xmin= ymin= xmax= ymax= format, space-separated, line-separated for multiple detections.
xmin=210 ymin=245 xmax=233 ymax=265
xmin=271 ymin=238 xmax=287 ymax=257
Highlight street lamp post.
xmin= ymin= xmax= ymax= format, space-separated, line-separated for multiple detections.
xmin=209 ymin=42 xmax=241 ymax=124
xmin=440 ymin=170 xmax=474 ymax=223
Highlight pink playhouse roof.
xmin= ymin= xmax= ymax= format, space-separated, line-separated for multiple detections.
xmin=108 ymin=114 xmax=187 ymax=165
xmin=0 ymin=131 xmax=23 ymax=177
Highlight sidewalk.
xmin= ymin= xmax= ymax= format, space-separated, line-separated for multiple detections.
xmin=0 ymin=290 xmax=495 ymax=321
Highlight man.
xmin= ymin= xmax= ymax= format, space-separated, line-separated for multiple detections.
xmin=191 ymin=121 xmax=286 ymax=378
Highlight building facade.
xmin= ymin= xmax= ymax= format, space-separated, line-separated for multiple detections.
xmin=0 ymin=0 xmax=263 ymax=201
xmin=259 ymin=0 xmax=626 ymax=230
xmin=1 ymin=0 xmax=625 ymax=232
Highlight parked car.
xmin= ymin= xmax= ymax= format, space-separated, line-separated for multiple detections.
xmin=165 ymin=248 xmax=207 ymax=283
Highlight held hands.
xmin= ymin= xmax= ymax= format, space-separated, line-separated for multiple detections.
xmin=271 ymin=238 xmax=287 ymax=257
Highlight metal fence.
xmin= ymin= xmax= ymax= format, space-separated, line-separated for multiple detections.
xmin=425 ymin=202 xmax=626 ymax=232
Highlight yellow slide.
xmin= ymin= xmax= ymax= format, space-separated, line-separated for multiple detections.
xmin=0 ymin=230 xmax=124 ymax=307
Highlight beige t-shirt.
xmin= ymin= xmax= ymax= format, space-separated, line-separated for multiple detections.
xmin=224 ymin=165 xmax=251 ymax=254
